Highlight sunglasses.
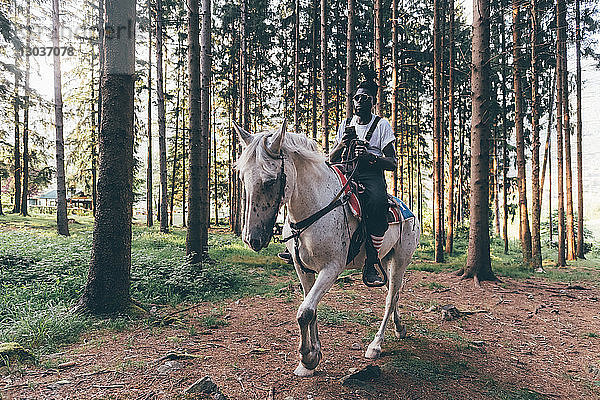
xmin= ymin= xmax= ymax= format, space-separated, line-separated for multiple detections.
xmin=353 ymin=93 xmax=373 ymax=103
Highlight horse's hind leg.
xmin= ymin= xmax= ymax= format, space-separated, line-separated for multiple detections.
xmin=365 ymin=248 xmax=409 ymax=359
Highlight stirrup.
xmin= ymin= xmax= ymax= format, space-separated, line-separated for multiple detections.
xmin=362 ymin=258 xmax=387 ymax=288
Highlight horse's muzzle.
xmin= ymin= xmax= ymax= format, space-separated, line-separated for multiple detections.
xmin=244 ymin=229 xmax=272 ymax=252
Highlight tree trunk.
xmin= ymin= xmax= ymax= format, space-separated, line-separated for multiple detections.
xmin=170 ymin=35 xmax=182 ymax=226
xmin=459 ymin=95 xmax=464 ymax=225
xmin=530 ymin=0 xmax=542 ymax=269
xmin=146 ymin=0 xmax=153 ymax=227
xmin=156 ymin=0 xmax=168 ymax=233
xmin=445 ymin=0 xmax=455 ymax=253
xmin=555 ymin=0 xmax=566 ymax=267
xmin=213 ymin=85 xmax=218 ymax=225
xmin=12 ymin=38 xmax=20 ymax=215
xmin=575 ymin=0 xmax=584 ymax=259
xmin=78 ymin=0 xmax=136 ymax=314
xmin=320 ymin=0 xmax=328 ymax=152
xmin=311 ymin=0 xmax=318 ymax=140
xmin=94 ymin=0 xmax=103 ymax=216
xmin=20 ymin=0 xmax=30 ymax=216
xmin=463 ymin=0 xmax=495 ymax=283
xmin=560 ymin=0 xmax=575 ymax=261
xmin=200 ymin=0 xmax=211 ymax=241
xmin=540 ymin=69 xmax=555 ymax=197
xmin=512 ymin=0 xmax=532 ymax=265
xmin=374 ymin=0 xmax=383 ymax=113
xmin=391 ymin=0 xmax=398 ymax=196
xmin=52 ymin=0 xmax=69 ymax=236
xmin=182 ymin=90 xmax=187 ymax=228
xmin=500 ymin=1 xmax=509 ymax=253
xmin=186 ymin=0 xmax=206 ymax=263
xmin=433 ymin=0 xmax=444 ymax=262
xmin=345 ymin=0 xmax=355 ymax=119
xmin=294 ymin=0 xmax=300 ymax=129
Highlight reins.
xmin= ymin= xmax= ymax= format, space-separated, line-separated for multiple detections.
xmin=276 ymin=158 xmax=359 ymax=274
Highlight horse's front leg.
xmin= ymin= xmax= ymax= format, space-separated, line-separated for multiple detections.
xmin=293 ymin=266 xmax=340 ymax=377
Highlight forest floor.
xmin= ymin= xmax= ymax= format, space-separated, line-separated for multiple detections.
xmin=1 ymin=214 xmax=600 ymax=400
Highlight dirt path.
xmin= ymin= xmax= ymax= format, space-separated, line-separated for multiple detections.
xmin=2 ymin=270 xmax=600 ymax=400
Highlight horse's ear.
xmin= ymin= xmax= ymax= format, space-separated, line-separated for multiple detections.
xmin=233 ymin=121 xmax=253 ymax=147
xmin=267 ymin=118 xmax=287 ymax=157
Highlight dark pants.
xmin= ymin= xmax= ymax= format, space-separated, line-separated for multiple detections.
xmin=356 ymin=168 xmax=389 ymax=237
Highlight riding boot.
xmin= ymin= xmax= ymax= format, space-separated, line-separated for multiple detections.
xmin=277 ymin=249 xmax=294 ymax=264
xmin=362 ymin=240 xmax=386 ymax=287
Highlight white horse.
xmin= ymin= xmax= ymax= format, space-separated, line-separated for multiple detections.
xmin=234 ymin=120 xmax=420 ymax=377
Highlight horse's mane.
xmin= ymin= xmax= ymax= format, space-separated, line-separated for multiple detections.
xmin=236 ymin=129 xmax=327 ymax=179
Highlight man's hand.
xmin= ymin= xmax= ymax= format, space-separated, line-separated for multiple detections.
xmin=353 ymin=141 xmax=367 ymax=159
xmin=354 ymin=141 xmax=375 ymax=162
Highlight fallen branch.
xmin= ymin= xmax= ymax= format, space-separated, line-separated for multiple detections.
xmin=92 ymin=384 xmax=125 ymax=389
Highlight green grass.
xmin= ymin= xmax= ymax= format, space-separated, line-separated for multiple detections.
xmin=317 ymin=304 xmax=378 ymax=327
xmin=0 ymin=213 xmax=293 ymax=357
xmin=412 ymin=233 xmax=600 ymax=285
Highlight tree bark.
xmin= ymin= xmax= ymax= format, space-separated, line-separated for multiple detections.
xmin=79 ymin=0 xmax=136 ymax=314
xmin=530 ymin=0 xmax=541 ymax=269
xmin=199 ymin=0 xmax=212 ymax=242
xmin=187 ymin=0 xmax=206 ymax=262
xmin=52 ymin=0 xmax=69 ymax=236
xmin=500 ymin=0 xmax=509 ymax=253
xmin=463 ymin=0 xmax=495 ymax=283
xmin=320 ymin=0 xmax=328 ymax=152
xmin=294 ymin=0 xmax=300 ymax=129
xmin=445 ymin=0 xmax=455 ymax=254
xmin=156 ymin=0 xmax=168 ymax=233
xmin=311 ymin=0 xmax=318 ymax=140
xmin=20 ymin=0 xmax=31 ymax=216
xmin=374 ymin=0 xmax=383 ymax=113
xmin=558 ymin=0 xmax=576 ymax=261
xmin=391 ymin=0 xmax=398 ymax=196
xmin=147 ymin=0 xmax=153 ymax=227
xmin=170 ymin=35 xmax=182 ymax=226
xmin=345 ymin=0 xmax=355 ymax=119
xmin=540 ymin=70 xmax=555 ymax=197
xmin=512 ymin=0 xmax=532 ymax=265
xmin=12 ymin=29 xmax=20 ymax=215
xmin=433 ymin=0 xmax=444 ymax=262
xmin=94 ymin=0 xmax=103 ymax=216
xmin=555 ymin=0 xmax=566 ymax=267
xmin=575 ymin=0 xmax=584 ymax=258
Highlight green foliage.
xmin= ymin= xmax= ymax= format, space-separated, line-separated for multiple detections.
xmin=0 ymin=215 xmax=293 ymax=356
xmin=540 ymin=210 xmax=594 ymax=254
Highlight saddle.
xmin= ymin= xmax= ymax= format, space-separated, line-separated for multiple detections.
xmin=330 ymin=165 xmax=415 ymax=266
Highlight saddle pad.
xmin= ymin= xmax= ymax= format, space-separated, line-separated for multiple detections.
xmin=331 ymin=166 xmax=361 ymax=218
xmin=387 ymin=196 xmax=415 ymax=224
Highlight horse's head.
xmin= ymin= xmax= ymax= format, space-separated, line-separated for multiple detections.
xmin=234 ymin=120 xmax=291 ymax=252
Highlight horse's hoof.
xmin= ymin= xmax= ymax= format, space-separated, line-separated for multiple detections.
xmin=395 ymin=324 xmax=407 ymax=339
xmin=365 ymin=346 xmax=381 ymax=359
xmin=301 ymin=349 xmax=322 ymax=370
xmin=294 ymin=362 xmax=315 ymax=377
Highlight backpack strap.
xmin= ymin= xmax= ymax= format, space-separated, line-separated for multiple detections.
xmin=365 ymin=116 xmax=381 ymax=142
xmin=345 ymin=117 xmax=352 ymax=127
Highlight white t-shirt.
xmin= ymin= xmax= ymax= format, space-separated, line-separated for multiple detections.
xmin=335 ymin=114 xmax=395 ymax=157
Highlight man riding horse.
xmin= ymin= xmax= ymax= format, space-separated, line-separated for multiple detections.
xmin=279 ymin=73 xmax=397 ymax=287
xmin=329 ymin=74 xmax=397 ymax=286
